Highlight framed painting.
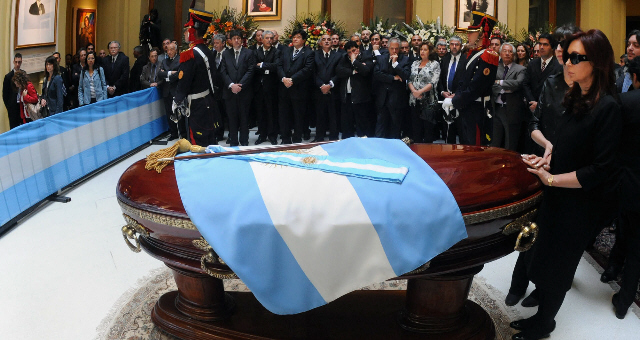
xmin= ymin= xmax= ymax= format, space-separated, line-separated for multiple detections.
xmin=242 ymin=0 xmax=282 ymax=21
xmin=75 ymin=8 xmax=96 ymax=52
xmin=14 ymin=0 xmax=59 ymax=49
xmin=455 ymin=0 xmax=498 ymax=31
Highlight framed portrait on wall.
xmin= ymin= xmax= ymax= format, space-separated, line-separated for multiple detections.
xmin=75 ymin=9 xmax=96 ymax=52
xmin=455 ymin=0 xmax=498 ymax=31
xmin=242 ymin=0 xmax=282 ymax=21
xmin=14 ymin=0 xmax=59 ymax=49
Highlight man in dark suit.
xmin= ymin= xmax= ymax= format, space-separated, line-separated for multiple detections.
xmin=157 ymin=42 xmax=183 ymax=139
xmin=336 ymin=41 xmax=373 ymax=138
xmin=249 ymin=29 xmax=264 ymax=51
xmin=438 ymin=36 xmax=466 ymax=143
xmin=253 ymin=30 xmax=280 ymax=145
xmin=523 ymin=33 xmax=561 ymax=113
xmin=435 ymin=41 xmax=449 ymax=63
xmin=277 ymin=29 xmax=314 ymax=144
xmin=211 ymin=34 xmax=227 ymax=142
xmin=3 ymin=53 xmax=22 ymax=129
xmin=373 ymin=37 xmax=411 ymax=139
xmin=103 ymin=41 xmax=130 ymax=97
xmin=612 ymin=58 xmax=640 ymax=319
xmin=442 ymin=12 xmax=499 ymax=146
xmin=360 ymin=30 xmax=373 ymax=56
xmin=331 ymin=34 xmax=342 ymax=54
xmin=408 ymin=35 xmax=422 ymax=63
xmin=313 ymin=34 xmax=342 ymax=142
xmin=221 ymin=30 xmax=256 ymax=146
xmin=490 ymin=42 xmax=526 ymax=151
xmin=129 ymin=46 xmax=147 ymax=92
xmin=616 ymin=30 xmax=639 ymax=93
xmin=29 ymin=0 xmax=45 ymax=15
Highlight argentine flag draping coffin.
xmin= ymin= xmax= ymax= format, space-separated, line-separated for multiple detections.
xmin=174 ymin=138 xmax=467 ymax=315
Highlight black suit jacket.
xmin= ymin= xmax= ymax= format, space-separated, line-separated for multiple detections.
xmin=3 ymin=70 xmax=21 ymax=128
xmin=174 ymin=43 xmax=217 ymax=104
xmin=373 ymin=54 xmax=411 ymax=108
xmin=129 ymin=55 xmax=148 ymax=92
xmin=158 ymin=55 xmax=180 ymax=98
xmin=102 ymin=52 xmax=130 ymax=96
xmin=616 ymin=71 xmax=635 ymax=93
xmin=619 ymin=90 xmax=640 ymax=210
xmin=438 ymin=53 xmax=467 ymax=98
xmin=254 ymin=47 xmax=281 ymax=95
xmin=523 ymin=57 xmax=562 ymax=102
xmin=220 ymin=47 xmax=256 ymax=100
xmin=336 ymin=53 xmax=373 ymax=104
xmin=314 ymin=50 xmax=341 ymax=89
xmin=277 ymin=46 xmax=314 ymax=97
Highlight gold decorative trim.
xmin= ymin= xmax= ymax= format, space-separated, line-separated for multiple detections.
xmin=118 ymin=200 xmax=197 ymax=230
xmin=121 ymin=213 xmax=150 ymax=253
xmin=192 ymin=237 xmax=238 ymax=280
xmin=405 ymin=261 xmax=431 ymax=275
xmin=503 ymin=209 xmax=538 ymax=235
xmin=514 ymin=222 xmax=538 ymax=252
xmin=462 ymin=192 xmax=542 ymax=225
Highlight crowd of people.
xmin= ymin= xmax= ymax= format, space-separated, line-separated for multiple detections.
xmin=2 ymin=8 xmax=640 ymax=339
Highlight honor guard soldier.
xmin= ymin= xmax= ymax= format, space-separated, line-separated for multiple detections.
xmin=173 ymin=6 xmax=219 ymax=146
xmin=442 ymin=11 xmax=499 ymax=145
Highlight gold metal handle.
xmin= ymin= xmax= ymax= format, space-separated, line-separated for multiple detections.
xmin=193 ymin=237 xmax=238 ymax=279
xmin=121 ymin=214 xmax=150 ymax=253
xmin=514 ymin=222 xmax=538 ymax=252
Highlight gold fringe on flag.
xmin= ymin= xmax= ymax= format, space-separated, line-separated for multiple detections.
xmin=145 ymin=139 xmax=207 ymax=173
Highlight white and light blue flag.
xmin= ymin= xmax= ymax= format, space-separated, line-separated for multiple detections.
xmin=175 ymin=138 xmax=466 ymax=315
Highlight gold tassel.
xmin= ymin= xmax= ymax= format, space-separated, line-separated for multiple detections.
xmin=145 ymin=139 xmax=207 ymax=173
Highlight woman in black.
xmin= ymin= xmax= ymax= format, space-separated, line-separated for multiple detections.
xmin=510 ymin=29 xmax=621 ymax=340
xmin=41 ymin=56 xmax=65 ymax=116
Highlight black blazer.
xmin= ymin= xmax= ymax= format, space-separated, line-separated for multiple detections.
xmin=619 ymin=90 xmax=640 ymax=210
xmin=437 ymin=53 xmax=467 ymax=98
xmin=254 ymin=47 xmax=281 ymax=95
xmin=157 ymin=55 xmax=180 ymax=98
xmin=336 ymin=53 xmax=373 ymax=104
xmin=523 ymin=57 xmax=562 ymax=103
xmin=451 ymin=50 xmax=498 ymax=110
xmin=220 ymin=47 xmax=256 ymax=100
xmin=373 ymin=53 xmax=411 ymax=108
xmin=102 ymin=52 xmax=130 ymax=96
xmin=129 ymin=55 xmax=148 ymax=92
xmin=277 ymin=46 xmax=314 ymax=97
xmin=314 ymin=50 xmax=341 ymax=89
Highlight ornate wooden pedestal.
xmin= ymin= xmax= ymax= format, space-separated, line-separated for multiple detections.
xmin=151 ymin=265 xmax=494 ymax=340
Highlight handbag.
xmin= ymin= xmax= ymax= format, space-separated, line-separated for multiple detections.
xmin=23 ymin=93 xmax=44 ymax=120
xmin=419 ymin=88 xmax=438 ymax=124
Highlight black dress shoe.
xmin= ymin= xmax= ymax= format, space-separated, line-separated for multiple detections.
xmin=510 ymin=316 xmax=538 ymax=331
xmin=612 ymin=293 xmax=628 ymax=319
xmin=255 ymin=136 xmax=267 ymax=145
xmin=311 ymin=138 xmax=325 ymax=143
xmin=505 ymin=292 xmax=523 ymax=306
xmin=521 ymin=290 xmax=539 ymax=307
xmin=229 ymin=142 xmax=239 ymax=147
xmin=240 ymin=142 xmax=248 ymax=146
xmin=292 ymin=139 xmax=302 ymax=144
xmin=268 ymin=136 xmax=278 ymax=145
xmin=281 ymin=138 xmax=292 ymax=145
xmin=511 ymin=321 xmax=555 ymax=340
xmin=601 ymin=265 xmax=621 ymax=283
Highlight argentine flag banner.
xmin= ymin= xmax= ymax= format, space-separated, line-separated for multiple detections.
xmin=174 ymin=138 xmax=467 ymax=315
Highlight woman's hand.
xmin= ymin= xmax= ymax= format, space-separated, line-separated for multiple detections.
xmin=22 ymin=89 xmax=28 ymax=97
xmin=421 ymin=84 xmax=433 ymax=94
xmin=543 ymin=143 xmax=553 ymax=165
xmin=522 ymin=154 xmax=550 ymax=171
xmin=412 ymin=90 xmax=422 ymax=99
xmin=527 ymin=163 xmax=553 ymax=185
xmin=40 ymin=99 xmax=47 ymax=107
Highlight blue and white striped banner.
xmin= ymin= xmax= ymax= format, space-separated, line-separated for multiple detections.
xmin=0 ymin=88 xmax=167 ymax=227
xmin=175 ymin=138 xmax=467 ymax=315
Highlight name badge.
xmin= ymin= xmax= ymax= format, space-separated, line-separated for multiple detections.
xmin=265 ymin=70 xmax=270 ymax=75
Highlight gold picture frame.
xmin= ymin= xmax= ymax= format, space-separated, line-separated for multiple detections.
xmin=454 ymin=0 xmax=498 ymax=32
xmin=15 ymin=0 xmax=59 ymax=49
xmin=242 ymin=0 xmax=282 ymax=22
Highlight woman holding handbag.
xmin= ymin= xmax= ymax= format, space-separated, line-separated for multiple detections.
xmin=78 ymin=51 xmax=108 ymax=105
xmin=41 ymin=55 xmax=65 ymax=116
xmin=12 ymin=70 xmax=39 ymax=124
xmin=408 ymin=42 xmax=440 ymax=143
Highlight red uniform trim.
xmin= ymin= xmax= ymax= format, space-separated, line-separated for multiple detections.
xmin=481 ymin=50 xmax=500 ymax=66
xmin=180 ymin=49 xmax=194 ymax=63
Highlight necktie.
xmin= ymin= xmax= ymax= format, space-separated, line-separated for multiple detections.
xmin=499 ymin=66 xmax=509 ymax=104
xmin=541 ymin=60 xmax=547 ymax=72
xmin=622 ymin=73 xmax=633 ymax=93
xmin=293 ymin=49 xmax=299 ymax=59
xmin=447 ymin=56 xmax=457 ymax=91
xmin=325 ymin=52 xmax=329 ymax=60
xmin=235 ymin=50 xmax=240 ymax=65
xmin=112 ymin=56 xmax=116 ymax=69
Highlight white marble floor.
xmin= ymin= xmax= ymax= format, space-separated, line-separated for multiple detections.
xmin=1 ymin=131 xmax=639 ymax=340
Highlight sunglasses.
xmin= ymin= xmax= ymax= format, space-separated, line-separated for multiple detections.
xmin=565 ymin=52 xmax=589 ymax=65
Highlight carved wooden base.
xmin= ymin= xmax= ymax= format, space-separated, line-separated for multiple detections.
xmin=151 ymin=266 xmax=495 ymax=340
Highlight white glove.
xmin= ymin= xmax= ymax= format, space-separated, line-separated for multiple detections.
xmin=442 ymin=97 xmax=454 ymax=113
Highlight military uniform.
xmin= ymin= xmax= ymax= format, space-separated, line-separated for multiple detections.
xmin=445 ymin=11 xmax=499 ymax=146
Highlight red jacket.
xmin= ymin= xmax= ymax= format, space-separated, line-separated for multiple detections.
xmin=19 ymin=82 xmax=38 ymax=123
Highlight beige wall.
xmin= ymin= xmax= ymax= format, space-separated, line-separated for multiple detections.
xmin=96 ymin=0 xmax=148 ymax=69
xmin=581 ymin=0 xmax=626 ymax=56
xmin=228 ymin=0 xmax=299 ymax=35
xmin=331 ymin=1 xmax=364 ymax=35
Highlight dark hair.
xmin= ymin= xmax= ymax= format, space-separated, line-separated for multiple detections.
xmin=84 ymin=51 xmax=99 ymax=71
xmin=150 ymin=47 xmax=161 ymax=55
xmin=86 ymin=43 xmax=95 ymax=50
xmin=554 ymin=24 xmax=581 ymax=47
xmin=538 ymin=33 xmax=557 ymax=50
xmin=78 ymin=47 xmax=87 ymax=55
xmin=45 ymin=55 xmax=60 ymax=77
xmin=490 ymin=36 xmax=503 ymax=44
xmin=628 ymin=57 xmax=640 ymax=80
xmin=419 ymin=41 xmax=437 ymax=61
xmin=344 ymin=41 xmax=358 ymax=51
xmin=515 ymin=43 xmax=531 ymax=61
xmin=14 ymin=53 xmax=22 ymax=59
xmin=229 ymin=30 xmax=243 ymax=39
xmin=628 ymin=30 xmax=640 ymax=43
xmin=11 ymin=70 xmax=30 ymax=89
xmin=562 ymin=29 xmax=616 ymax=115
xmin=370 ymin=33 xmax=381 ymax=40
xmin=291 ymin=29 xmax=308 ymax=41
